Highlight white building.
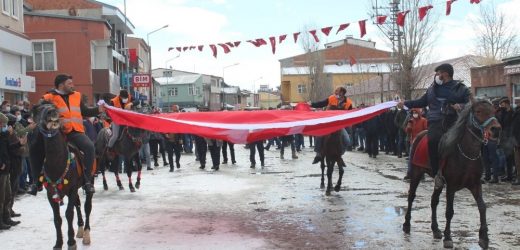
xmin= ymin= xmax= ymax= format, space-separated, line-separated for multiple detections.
xmin=0 ymin=1 xmax=35 ymax=103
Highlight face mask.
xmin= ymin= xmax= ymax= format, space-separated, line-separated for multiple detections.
xmin=122 ymin=98 xmax=128 ymax=104
xmin=16 ymin=115 xmax=22 ymax=122
xmin=435 ymin=75 xmax=443 ymax=85
xmin=89 ymin=117 xmax=95 ymax=123
xmin=4 ymin=106 xmax=10 ymax=112
xmin=413 ymin=114 xmax=419 ymax=118
xmin=335 ymin=95 xmax=342 ymax=99
xmin=1 ymin=125 xmax=7 ymax=133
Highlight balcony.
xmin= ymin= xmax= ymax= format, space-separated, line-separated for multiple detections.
xmin=92 ymin=69 xmax=120 ymax=95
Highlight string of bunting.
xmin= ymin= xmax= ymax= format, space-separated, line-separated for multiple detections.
xmin=167 ymin=0 xmax=482 ymax=58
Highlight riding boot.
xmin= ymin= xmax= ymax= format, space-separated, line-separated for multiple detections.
xmin=83 ymin=172 xmax=95 ymax=194
xmin=312 ymin=153 xmax=321 ymax=164
xmin=434 ymin=171 xmax=445 ymax=190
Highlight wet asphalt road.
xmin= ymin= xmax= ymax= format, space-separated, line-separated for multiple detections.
xmin=3 ymin=144 xmax=520 ymax=249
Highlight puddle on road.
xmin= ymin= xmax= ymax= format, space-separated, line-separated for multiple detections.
xmin=254 ymin=208 xmax=269 ymax=212
xmin=383 ymin=206 xmax=406 ymax=220
xmin=353 ymin=240 xmax=366 ymax=248
xmin=251 ymin=171 xmax=294 ymax=175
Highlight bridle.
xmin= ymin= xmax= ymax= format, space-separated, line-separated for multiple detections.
xmin=457 ymin=111 xmax=498 ymax=161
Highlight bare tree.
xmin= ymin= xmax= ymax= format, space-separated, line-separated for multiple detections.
xmin=473 ymin=2 xmax=520 ymax=64
xmin=297 ymin=26 xmax=331 ymax=102
xmin=370 ymin=0 xmax=438 ymax=100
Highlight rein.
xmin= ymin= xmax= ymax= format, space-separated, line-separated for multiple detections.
xmin=457 ymin=111 xmax=497 ymax=161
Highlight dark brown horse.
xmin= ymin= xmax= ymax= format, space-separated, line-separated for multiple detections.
xmin=32 ymin=103 xmax=94 ymax=249
xmin=403 ymin=100 xmax=501 ymax=249
xmin=96 ymin=125 xmax=147 ymax=192
xmin=318 ymin=105 xmax=346 ymax=196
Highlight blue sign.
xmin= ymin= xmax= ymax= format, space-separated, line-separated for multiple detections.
xmin=5 ymin=77 xmax=21 ymax=87
xmin=139 ymin=94 xmax=148 ymax=101
xmin=121 ymin=72 xmax=133 ymax=87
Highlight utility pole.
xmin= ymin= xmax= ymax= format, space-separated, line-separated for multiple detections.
xmin=124 ymin=0 xmax=131 ymax=93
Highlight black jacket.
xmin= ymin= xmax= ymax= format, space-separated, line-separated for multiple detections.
xmin=0 ymin=131 xmax=10 ymax=175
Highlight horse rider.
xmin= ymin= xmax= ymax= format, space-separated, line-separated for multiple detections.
xmin=106 ymin=89 xmax=139 ymax=153
xmin=28 ymin=74 xmax=105 ymax=195
xmin=398 ymin=63 xmax=470 ymax=190
xmin=311 ymin=86 xmax=353 ymax=166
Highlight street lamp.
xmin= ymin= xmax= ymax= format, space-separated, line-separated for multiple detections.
xmin=222 ymin=62 xmax=239 ymax=79
xmin=370 ymin=64 xmax=384 ymax=103
xmin=146 ymin=24 xmax=168 ymax=106
xmin=165 ymin=54 xmax=180 ymax=69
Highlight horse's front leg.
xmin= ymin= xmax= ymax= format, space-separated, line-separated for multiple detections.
xmin=334 ymin=157 xmax=344 ymax=192
xmin=403 ymin=167 xmax=423 ymax=234
xmin=320 ymin=161 xmax=325 ymax=189
xmin=443 ymin=188 xmax=456 ymax=248
xmin=134 ymin=154 xmax=142 ymax=189
xmin=74 ymin=195 xmax=84 ymax=239
xmin=113 ymin=158 xmax=123 ymax=190
xmin=82 ymin=192 xmax=93 ymax=245
xmin=325 ymin=158 xmax=334 ymax=196
xmin=431 ymin=186 xmax=443 ymax=239
xmin=470 ymin=185 xmax=488 ymax=249
xmin=48 ymin=197 xmax=63 ymax=249
xmin=65 ymin=194 xmax=77 ymax=248
xmin=126 ymin=158 xmax=136 ymax=193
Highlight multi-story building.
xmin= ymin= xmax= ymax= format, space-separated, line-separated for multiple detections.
xmin=24 ymin=0 xmax=135 ymax=104
xmin=154 ymin=74 xmax=204 ymax=112
xmin=128 ymin=37 xmax=151 ymax=103
xmin=279 ymin=37 xmax=392 ymax=105
xmin=0 ymin=0 xmax=35 ymax=103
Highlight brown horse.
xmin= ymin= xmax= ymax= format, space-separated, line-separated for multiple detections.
xmin=32 ymin=103 xmax=94 ymax=249
xmin=403 ymin=100 xmax=501 ymax=249
xmin=318 ymin=105 xmax=346 ymax=196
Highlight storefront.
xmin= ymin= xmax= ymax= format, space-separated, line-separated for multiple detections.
xmin=0 ymin=73 xmax=36 ymax=103
xmin=505 ymin=64 xmax=520 ymax=104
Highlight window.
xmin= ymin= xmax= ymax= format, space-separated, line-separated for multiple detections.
xmin=10 ymin=0 xmax=17 ymax=19
xmin=2 ymin=0 xmax=9 ymax=15
xmin=168 ymin=88 xmax=178 ymax=96
xmin=188 ymin=85 xmax=194 ymax=95
xmin=163 ymin=70 xmax=172 ymax=77
xmin=195 ymin=87 xmax=201 ymax=95
xmin=475 ymin=86 xmax=506 ymax=98
xmin=27 ymin=40 xmax=56 ymax=71
xmin=344 ymin=83 xmax=353 ymax=87
xmin=297 ymin=84 xmax=307 ymax=94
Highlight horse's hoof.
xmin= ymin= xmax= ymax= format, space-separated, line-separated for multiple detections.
xmin=443 ymin=240 xmax=453 ymax=248
xmin=82 ymin=229 xmax=91 ymax=245
xmin=135 ymin=182 xmax=140 ymax=189
xmin=402 ymin=223 xmax=410 ymax=234
xmin=334 ymin=185 xmax=341 ymax=192
xmin=478 ymin=239 xmax=489 ymax=249
xmin=130 ymin=186 xmax=136 ymax=193
xmin=325 ymin=190 xmax=331 ymax=196
xmin=76 ymin=226 xmax=84 ymax=238
xmin=433 ymin=230 xmax=443 ymax=239
xmin=67 ymin=244 xmax=77 ymax=250
xmin=320 ymin=183 xmax=325 ymax=189
xmin=118 ymin=186 xmax=124 ymax=191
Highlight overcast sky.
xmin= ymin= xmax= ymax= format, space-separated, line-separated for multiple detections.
xmin=101 ymin=0 xmax=519 ymax=91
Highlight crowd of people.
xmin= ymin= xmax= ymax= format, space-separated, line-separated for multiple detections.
xmin=1 ymin=65 xmax=520 ymax=231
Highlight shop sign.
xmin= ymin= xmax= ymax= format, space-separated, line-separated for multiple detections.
xmin=4 ymin=77 xmax=22 ymax=87
xmin=505 ymin=65 xmax=520 ymax=75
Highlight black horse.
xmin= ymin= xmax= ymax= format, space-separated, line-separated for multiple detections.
xmin=403 ymin=100 xmax=501 ymax=249
xmin=96 ymin=125 xmax=147 ymax=192
xmin=31 ymin=103 xmax=94 ymax=249
xmin=318 ymin=105 xmax=345 ymax=196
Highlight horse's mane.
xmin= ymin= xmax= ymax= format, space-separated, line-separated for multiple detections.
xmin=439 ymin=99 xmax=491 ymax=157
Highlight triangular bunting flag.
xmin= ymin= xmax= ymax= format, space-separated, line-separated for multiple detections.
xmin=168 ymin=47 xmax=174 ymax=52
xmin=397 ymin=10 xmax=410 ymax=27
xmin=418 ymin=5 xmax=433 ymax=21
xmin=233 ymin=41 xmax=241 ymax=47
xmin=336 ymin=23 xmax=350 ymax=34
xmin=293 ymin=32 xmax=300 ymax=43
xmin=279 ymin=34 xmax=287 ymax=44
xmin=309 ymin=30 xmax=320 ymax=43
xmin=269 ymin=36 xmax=276 ymax=54
xmin=470 ymin=0 xmax=480 ymax=4
xmin=218 ymin=43 xmax=231 ymax=54
xmin=358 ymin=20 xmax=367 ymax=38
xmin=321 ymin=27 xmax=333 ymax=36
xmin=376 ymin=15 xmax=387 ymax=25
xmin=176 ymin=47 xmax=182 ymax=52
xmin=183 ymin=47 xmax=189 ymax=52
xmin=446 ymin=0 xmax=457 ymax=16
xmin=198 ymin=45 xmax=204 ymax=51
xmin=225 ymin=42 xmax=235 ymax=48
xmin=189 ymin=46 xmax=196 ymax=50
xmin=349 ymin=55 xmax=357 ymax=66
xmin=209 ymin=44 xmax=217 ymax=58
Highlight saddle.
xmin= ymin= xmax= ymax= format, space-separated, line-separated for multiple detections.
xmin=411 ymin=135 xmax=446 ymax=171
xmin=67 ymin=143 xmax=96 ymax=176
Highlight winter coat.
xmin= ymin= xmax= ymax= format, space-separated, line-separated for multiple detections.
xmin=406 ymin=116 xmax=428 ymax=143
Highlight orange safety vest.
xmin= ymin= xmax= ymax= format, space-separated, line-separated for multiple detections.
xmin=43 ymin=92 xmax=84 ymax=134
xmin=111 ymin=96 xmax=133 ymax=109
xmin=327 ymin=95 xmax=353 ymax=110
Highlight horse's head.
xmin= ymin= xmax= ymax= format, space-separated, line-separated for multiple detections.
xmin=470 ymin=100 xmax=502 ymax=141
xmin=33 ymin=101 xmax=61 ymax=137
